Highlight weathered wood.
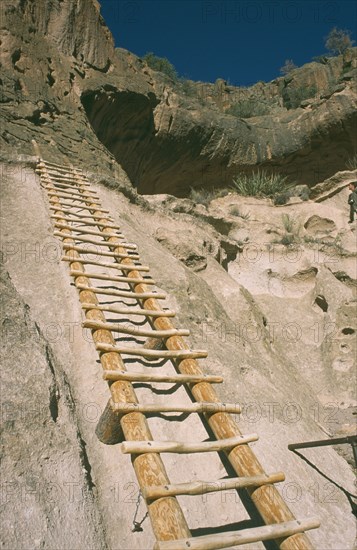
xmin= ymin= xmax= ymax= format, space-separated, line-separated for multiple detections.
xmin=55 ymin=223 xmax=124 ymax=239
xmin=49 ymin=198 xmax=109 ymax=212
xmin=153 ymin=519 xmax=320 ymax=550
xmin=143 ymin=472 xmax=285 ymax=499
xmin=143 ymin=336 xmax=165 ymax=360
xmin=70 ymin=270 xmax=154 ymax=285
xmin=110 ymin=244 xmax=315 ymax=548
xmin=41 ymin=162 xmax=191 ymax=541
xmin=112 ymin=401 xmax=241 ymax=415
xmin=56 ymin=232 xmax=134 ymax=250
xmin=143 ymin=336 xmax=165 ymax=349
xmin=122 ymin=433 xmax=257 ymax=454
xmin=83 ymin=319 xmax=189 ymax=338
xmin=49 ymin=192 xmax=102 ymax=205
xmin=50 ymin=182 xmax=97 ymax=193
xmin=63 ymin=257 xmax=150 ymax=271
xmin=62 ymin=244 xmax=139 ymax=260
xmin=38 ymin=161 xmax=88 ymax=176
xmin=52 ymin=215 xmax=120 ymax=229
xmin=41 ymin=160 xmax=317 ymax=549
xmin=81 ymin=302 xmax=174 ymax=316
xmin=77 ymin=284 xmax=166 ymax=300
xmin=103 ymin=370 xmax=223 ymax=384
xmin=46 ymin=188 xmax=100 ymax=200
xmin=50 ymin=209 xmax=115 ymax=223
xmin=95 ymin=399 xmax=124 ymax=445
xmin=45 ymin=182 xmax=97 ymax=194
xmin=97 ymin=342 xmax=208 ymax=359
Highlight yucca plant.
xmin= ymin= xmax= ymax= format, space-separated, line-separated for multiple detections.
xmin=231 ymin=170 xmax=289 ymax=197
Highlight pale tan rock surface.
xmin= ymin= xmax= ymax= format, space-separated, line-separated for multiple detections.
xmin=1 ymin=1 xmax=356 ymax=548
xmin=1 ymin=162 xmax=356 ymax=549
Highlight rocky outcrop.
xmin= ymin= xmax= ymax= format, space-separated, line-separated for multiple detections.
xmin=0 ymin=263 xmax=107 ymax=550
xmin=1 ymin=1 xmax=357 ymax=197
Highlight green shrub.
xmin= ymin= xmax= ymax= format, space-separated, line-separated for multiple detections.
xmin=189 ymin=187 xmax=229 ymax=207
xmin=143 ymin=52 xmax=178 ymax=80
xmin=282 ymin=213 xmax=295 ymax=233
xmin=273 ymin=192 xmax=290 ymax=205
xmin=231 ymin=170 xmax=289 ymax=197
xmin=179 ymin=78 xmax=197 ymax=97
xmin=280 ymin=234 xmax=296 ymax=246
xmin=283 ymin=85 xmax=318 ymax=109
xmin=229 ymin=205 xmax=250 ymax=219
xmin=227 ymin=99 xmax=271 ymax=118
xmin=312 ymin=55 xmax=330 ymax=64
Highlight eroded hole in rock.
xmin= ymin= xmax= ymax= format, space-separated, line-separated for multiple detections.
xmin=47 ymin=71 xmax=55 ymax=86
xmin=341 ymin=327 xmax=355 ymax=335
xmin=11 ymin=49 xmax=21 ymax=67
xmin=14 ymin=79 xmax=22 ymax=92
xmin=81 ymin=88 xmax=238 ymax=196
xmin=304 ymin=215 xmax=337 ymax=234
xmin=314 ymin=294 xmax=328 ymax=312
xmin=81 ymin=88 xmax=160 ymax=192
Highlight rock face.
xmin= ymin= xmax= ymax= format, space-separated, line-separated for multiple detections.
xmin=82 ymin=60 xmax=357 ymax=195
xmin=1 ymin=1 xmax=356 ymax=195
xmin=1 ymin=2 xmax=357 ymax=549
xmin=2 ymin=160 xmax=356 ymax=550
xmin=0 ymin=264 xmax=107 ymax=550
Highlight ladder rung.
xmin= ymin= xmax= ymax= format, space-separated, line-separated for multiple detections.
xmin=143 ymin=472 xmax=285 ymax=499
xmin=103 ymin=370 xmax=223 ymax=384
xmin=39 ymin=171 xmax=88 ymax=183
xmin=47 ymin=188 xmax=100 ymax=201
xmin=121 ymin=433 xmax=257 ymax=454
xmin=77 ymin=284 xmax=165 ymax=300
xmin=62 ymin=257 xmax=150 ymax=271
xmin=62 ymin=244 xmax=139 ymax=259
xmin=111 ymin=401 xmax=241 ymax=415
xmin=38 ymin=160 xmax=85 ymax=173
xmin=38 ymin=162 xmax=84 ymax=174
xmin=81 ymin=303 xmax=174 ymax=316
xmin=49 ymin=192 xmax=101 ymax=205
xmin=50 ymin=208 xmax=114 ymax=219
xmin=46 ymin=182 xmax=96 ymax=193
xmin=55 ymin=222 xmax=123 ymax=239
xmin=52 ymin=215 xmax=120 ymax=229
xmin=153 ymin=519 xmax=320 ymax=550
xmin=50 ymin=209 xmax=114 ymax=222
xmin=49 ymin=199 xmax=109 ymax=213
xmin=70 ymin=270 xmax=154 ymax=285
xmin=57 ymin=233 xmax=132 ymax=249
xmin=83 ymin=319 xmax=188 ymax=338
xmin=96 ymin=343 xmax=207 ymax=359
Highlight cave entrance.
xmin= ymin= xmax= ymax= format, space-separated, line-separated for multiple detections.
xmin=81 ymin=88 xmax=159 ymax=192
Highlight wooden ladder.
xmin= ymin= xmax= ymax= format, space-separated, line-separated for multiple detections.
xmin=35 ymin=157 xmax=320 ymax=550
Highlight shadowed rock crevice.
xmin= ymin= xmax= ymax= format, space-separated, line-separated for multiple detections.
xmin=45 ymin=344 xmax=59 ymax=423
xmin=81 ymin=89 xmax=159 ymax=188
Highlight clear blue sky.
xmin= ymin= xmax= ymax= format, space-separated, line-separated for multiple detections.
xmin=100 ymin=0 xmax=357 ymax=86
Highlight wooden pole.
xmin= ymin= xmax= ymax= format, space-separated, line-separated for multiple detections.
xmin=67 ymin=165 xmax=192 ymax=542
xmin=98 ymin=220 xmax=316 ymax=548
xmin=153 ymin=519 xmax=320 ymax=550
xmin=143 ymin=472 xmax=285 ymax=499
xmin=40 ymin=160 xmax=316 ymax=549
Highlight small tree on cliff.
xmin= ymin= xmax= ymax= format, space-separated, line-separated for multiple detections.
xmin=325 ymin=27 xmax=354 ymax=55
xmin=280 ymin=59 xmax=297 ymax=75
xmin=143 ymin=52 xmax=178 ymax=80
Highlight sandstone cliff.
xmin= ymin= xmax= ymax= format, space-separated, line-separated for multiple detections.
xmin=1 ymin=0 xmax=357 ymax=195
xmin=1 ymin=2 xmax=356 ymax=549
